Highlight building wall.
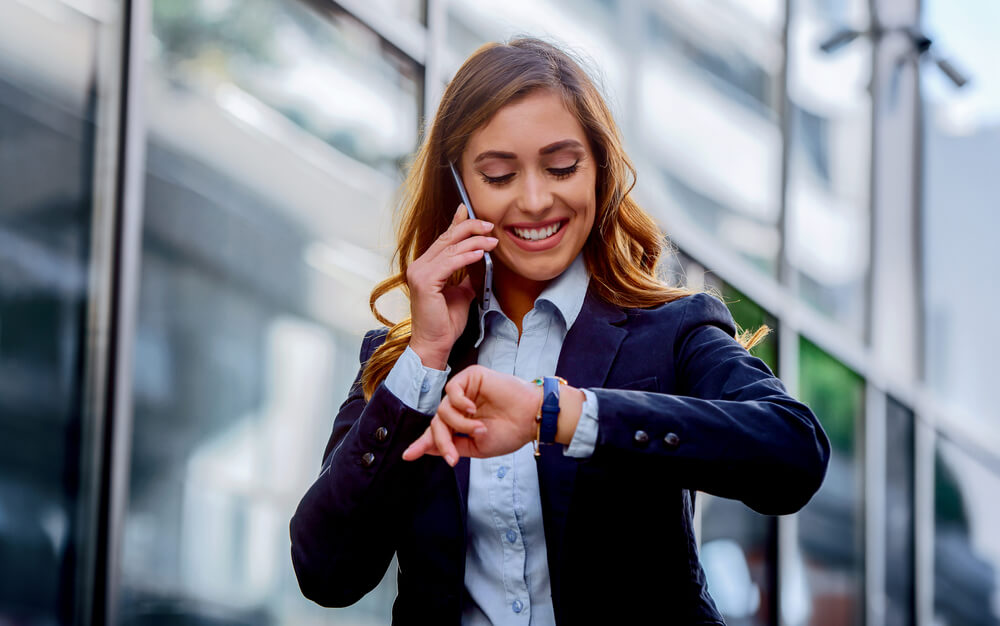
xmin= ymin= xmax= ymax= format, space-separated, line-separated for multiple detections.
xmin=0 ymin=0 xmax=997 ymax=624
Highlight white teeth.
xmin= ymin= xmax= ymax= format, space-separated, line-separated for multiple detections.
xmin=513 ymin=221 xmax=563 ymax=241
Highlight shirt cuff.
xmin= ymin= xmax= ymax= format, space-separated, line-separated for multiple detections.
xmin=382 ymin=345 xmax=451 ymax=414
xmin=564 ymin=388 xmax=599 ymax=458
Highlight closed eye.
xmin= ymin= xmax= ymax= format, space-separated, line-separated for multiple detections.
xmin=549 ymin=162 xmax=578 ymax=179
xmin=481 ymin=172 xmax=515 ymax=185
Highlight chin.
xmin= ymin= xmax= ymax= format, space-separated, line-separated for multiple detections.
xmin=506 ymin=257 xmax=572 ymax=283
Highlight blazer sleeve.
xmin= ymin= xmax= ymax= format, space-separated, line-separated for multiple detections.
xmin=289 ymin=329 xmax=433 ymax=607
xmin=589 ymin=293 xmax=831 ymax=515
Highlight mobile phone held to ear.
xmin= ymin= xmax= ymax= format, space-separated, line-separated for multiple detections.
xmin=449 ymin=161 xmax=494 ymax=313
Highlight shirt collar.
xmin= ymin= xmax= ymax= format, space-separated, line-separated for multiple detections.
xmin=475 ymin=253 xmax=590 ymax=347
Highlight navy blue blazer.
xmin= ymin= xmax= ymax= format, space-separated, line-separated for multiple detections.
xmin=290 ymin=290 xmax=830 ymax=624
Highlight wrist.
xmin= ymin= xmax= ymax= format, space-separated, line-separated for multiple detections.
xmin=407 ymin=339 xmax=449 ymax=371
xmin=555 ymin=386 xmax=585 ymax=446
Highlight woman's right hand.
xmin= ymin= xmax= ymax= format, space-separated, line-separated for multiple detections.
xmin=406 ymin=204 xmax=498 ymax=370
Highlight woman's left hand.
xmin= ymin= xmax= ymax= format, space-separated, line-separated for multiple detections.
xmin=402 ymin=365 xmax=541 ymax=466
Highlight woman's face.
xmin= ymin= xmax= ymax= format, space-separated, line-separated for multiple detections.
xmin=460 ymin=89 xmax=597 ymax=285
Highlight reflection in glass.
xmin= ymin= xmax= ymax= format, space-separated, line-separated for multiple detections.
xmin=719 ymin=283 xmax=778 ymax=373
xmin=0 ymin=1 xmax=104 ymax=622
xmin=921 ymin=0 xmax=1000 ymax=438
xmin=119 ymin=0 xmax=420 ymax=623
xmin=885 ymin=397 xmax=914 ymax=626
xmin=639 ymin=3 xmax=784 ymax=276
xmin=675 ymin=267 xmax=779 ymax=625
xmin=933 ymin=437 xmax=1000 ymax=625
xmin=152 ymin=0 xmax=420 ymax=177
xmin=788 ymin=338 xmax=864 ymax=626
xmin=785 ymin=0 xmax=870 ymax=335
xmin=446 ymin=0 xmax=626 ymax=100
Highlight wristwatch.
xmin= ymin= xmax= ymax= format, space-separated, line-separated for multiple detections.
xmin=532 ymin=376 xmax=567 ymax=456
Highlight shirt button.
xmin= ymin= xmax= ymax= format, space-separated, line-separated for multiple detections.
xmin=374 ymin=426 xmax=389 ymax=442
xmin=496 ymin=466 xmax=507 ymax=479
xmin=420 ymin=379 xmax=430 ymax=393
xmin=506 ymin=529 xmax=517 ymax=543
xmin=512 ymin=599 xmax=523 ymax=613
xmin=664 ymin=432 xmax=681 ymax=447
xmin=361 ymin=452 xmax=375 ymax=467
xmin=634 ymin=430 xmax=649 ymax=446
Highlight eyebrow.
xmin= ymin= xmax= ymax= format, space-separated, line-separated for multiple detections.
xmin=472 ymin=139 xmax=585 ymax=164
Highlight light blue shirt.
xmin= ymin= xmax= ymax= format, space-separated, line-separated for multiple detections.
xmin=384 ymin=253 xmax=599 ymax=624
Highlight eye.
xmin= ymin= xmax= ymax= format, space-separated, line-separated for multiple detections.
xmin=481 ymin=172 xmax=515 ymax=185
xmin=548 ymin=162 xmax=579 ymax=179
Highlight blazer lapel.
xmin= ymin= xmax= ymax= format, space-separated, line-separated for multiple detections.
xmin=445 ymin=290 xmax=628 ymax=583
xmin=541 ymin=287 xmax=627 ymax=612
xmin=448 ymin=303 xmax=481 ymax=524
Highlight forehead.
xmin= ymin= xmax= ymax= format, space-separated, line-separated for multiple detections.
xmin=466 ymin=89 xmax=589 ymax=154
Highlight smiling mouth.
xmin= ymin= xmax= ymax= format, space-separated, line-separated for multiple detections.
xmin=509 ymin=220 xmax=566 ymax=241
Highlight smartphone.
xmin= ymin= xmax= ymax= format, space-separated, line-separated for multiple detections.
xmin=449 ymin=161 xmax=494 ymax=313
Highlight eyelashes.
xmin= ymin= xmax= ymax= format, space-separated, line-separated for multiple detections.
xmin=480 ymin=162 xmax=579 ymax=186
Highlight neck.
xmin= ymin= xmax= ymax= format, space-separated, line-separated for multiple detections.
xmin=493 ymin=262 xmax=550 ymax=337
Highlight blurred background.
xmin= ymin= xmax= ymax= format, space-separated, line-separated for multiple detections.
xmin=0 ymin=0 xmax=997 ymax=624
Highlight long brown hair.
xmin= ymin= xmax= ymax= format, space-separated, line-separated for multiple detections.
xmin=362 ymin=38 xmax=768 ymax=400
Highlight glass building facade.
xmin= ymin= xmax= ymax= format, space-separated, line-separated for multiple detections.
xmin=1 ymin=0 xmax=997 ymax=624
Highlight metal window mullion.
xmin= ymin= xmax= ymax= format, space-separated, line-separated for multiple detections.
xmin=776 ymin=315 xmax=799 ymax=626
xmin=423 ymin=0 xmax=446 ymax=122
xmin=76 ymin=1 xmax=129 ymax=622
xmin=914 ymin=406 xmax=935 ymax=626
xmin=93 ymin=0 xmax=150 ymax=623
xmin=775 ymin=1 xmax=794 ymax=623
xmin=865 ymin=383 xmax=887 ymax=626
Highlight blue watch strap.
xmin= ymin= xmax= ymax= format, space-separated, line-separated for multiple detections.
xmin=540 ymin=376 xmax=561 ymax=444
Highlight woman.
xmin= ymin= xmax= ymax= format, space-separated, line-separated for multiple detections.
xmin=290 ymin=38 xmax=830 ymax=624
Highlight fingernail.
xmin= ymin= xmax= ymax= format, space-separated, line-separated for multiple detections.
xmin=445 ymin=455 xmax=456 ymax=466
xmin=474 ymin=426 xmax=487 ymax=436
xmin=487 ymin=236 xmax=498 ymax=244
xmin=482 ymin=221 xmax=494 ymax=230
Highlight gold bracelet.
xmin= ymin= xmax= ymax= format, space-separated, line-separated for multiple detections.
xmin=531 ymin=376 xmax=567 ymax=457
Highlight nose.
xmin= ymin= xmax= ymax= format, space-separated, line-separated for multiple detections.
xmin=516 ymin=169 xmax=553 ymax=216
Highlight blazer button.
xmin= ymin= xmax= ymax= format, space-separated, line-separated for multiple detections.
xmin=374 ymin=426 xmax=389 ymax=442
xmin=664 ymin=432 xmax=680 ymax=448
xmin=361 ymin=452 xmax=376 ymax=467
xmin=634 ymin=430 xmax=649 ymax=446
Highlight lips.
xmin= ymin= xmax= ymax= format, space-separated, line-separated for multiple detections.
xmin=503 ymin=218 xmax=569 ymax=252
xmin=510 ymin=220 xmax=565 ymax=241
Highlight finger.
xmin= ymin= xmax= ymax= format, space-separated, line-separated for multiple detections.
xmin=452 ymin=202 xmax=467 ymax=225
xmin=402 ymin=427 xmax=437 ymax=460
xmin=445 ymin=372 xmax=479 ymax=416
xmin=430 ymin=416 xmax=459 ymax=466
xmin=452 ymin=436 xmax=480 ymax=458
xmin=437 ymin=396 xmax=487 ymax=436
xmin=423 ymin=210 xmax=495 ymax=259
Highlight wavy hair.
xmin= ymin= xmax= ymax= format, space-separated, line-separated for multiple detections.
xmin=362 ymin=38 xmax=768 ymax=400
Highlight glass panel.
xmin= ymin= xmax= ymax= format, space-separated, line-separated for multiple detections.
xmin=119 ymin=1 xmax=420 ymax=623
xmin=0 ymin=0 xmax=107 ymax=622
xmin=446 ymin=0 xmax=627 ymax=101
xmin=698 ymin=286 xmax=779 ymax=625
xmin=639 ymin=2 xmax=784 ymax=275
xmin=720 ymin=283 xmax=778 ymax=373
xmin=921 ymin=0 xmax=1000 ymax=438
xmin=786 ymin=338 xmax=864 ymax=626
xmin=700 ymin=496 xmax=776 ymax=626
xmin=152 ymin=0 xmax=420 ymax=177
xmin=885 ymin=397 xmax=915 ymax=626
xmin=785 ymin=0 xmax=871 ymax=335
xmin=368 ymin=0 xmax=426 ymax=25
xmin=934 ymin=437 xmax=1000 ymax=624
